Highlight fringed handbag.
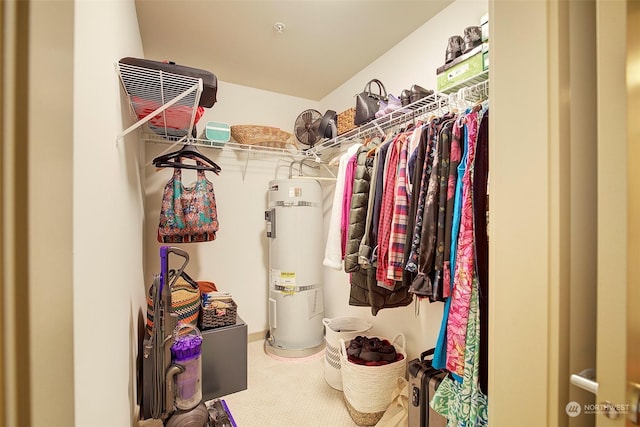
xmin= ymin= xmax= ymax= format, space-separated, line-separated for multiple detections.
xmin=158 ymin=163 xmax=219 ymax=243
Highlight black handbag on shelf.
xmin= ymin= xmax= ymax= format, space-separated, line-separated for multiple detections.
xmin=354 ymin=79 xmax=388 ymax=126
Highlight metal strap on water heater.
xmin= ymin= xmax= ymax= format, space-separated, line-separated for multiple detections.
xmin=274 ymin=284 xmax=321 ymax=293
xmin=269 ymin=201 xmax=319 ymax=208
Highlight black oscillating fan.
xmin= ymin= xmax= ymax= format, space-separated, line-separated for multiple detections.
xmin=294 ymin=109 xmax=337 ymax=149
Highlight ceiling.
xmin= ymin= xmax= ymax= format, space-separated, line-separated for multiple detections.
xmin=135 ymin=1 xmax=454 ymax=101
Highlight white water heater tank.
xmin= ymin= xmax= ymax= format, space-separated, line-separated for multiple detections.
xmin=265 ymin=178 xmax=324 ymax=353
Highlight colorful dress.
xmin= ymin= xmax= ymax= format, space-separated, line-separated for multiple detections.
xmin=431 ymin=278 xmax=488 ymax=426
xmin=446 ymin=111 xmax=479 ymax=376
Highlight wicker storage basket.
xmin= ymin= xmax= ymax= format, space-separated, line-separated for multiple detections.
xmin=322 ymin=317 xmax=373 ymax=391
xmin=230 ymin=125 xmax=296 ymax=149
xmin=199 ymin=298 xmax=237 ymax=330
xmin=337 ymin=108 xmax=357 ymax=135
xmin=339 ymin=333 xmax=407 ymax=426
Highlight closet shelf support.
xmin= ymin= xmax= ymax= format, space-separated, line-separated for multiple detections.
xmin=117 ymin=81 xmax=203 ymax=142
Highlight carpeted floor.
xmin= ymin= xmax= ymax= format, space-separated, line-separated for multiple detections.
xmin=221 ymin=340 xmax=359 ymax=426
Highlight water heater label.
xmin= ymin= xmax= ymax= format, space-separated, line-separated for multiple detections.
xmin=289 ymin=187 xmax=302 ymax=197
xmin=271 ymin=269 xmax=298 ymax=294
xmin=280 ymin=272 xmax=296 ymax=285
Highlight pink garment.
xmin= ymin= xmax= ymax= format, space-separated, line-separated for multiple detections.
xmin=387 ymin=134 xmax=409 ymax=281
xmin=341 ymin=153 xmax=358 ymax=259
xmin=323 ymin=143 xmax=362 ymax=269
xmin=376 ymin=135 xmax=401 ymax=289
xmin=446 ymin=112 xmax=479 ymax=377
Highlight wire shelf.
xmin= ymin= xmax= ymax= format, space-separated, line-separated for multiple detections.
xmin=116 ymin=62 xmax=203 ymax=141
xmin=117 ymin=61 xmax=489 ymax=162
xmin=141 ymin=132 xmax=315 ymax=160
xmin=309 ymin=75 xmax=490 ymax=157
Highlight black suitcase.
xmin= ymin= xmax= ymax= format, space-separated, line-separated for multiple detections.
xmin=407 ymin=349 xmax=448 ymax=427
xmin=119 ymin=57 xmax=218 ymax=107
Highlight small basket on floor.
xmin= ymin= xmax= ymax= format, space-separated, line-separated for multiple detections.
xmin=199 ymin=299 xmax=237 ymax=330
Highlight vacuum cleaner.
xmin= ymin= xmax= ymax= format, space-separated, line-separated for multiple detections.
xmin=141 ymin=246 xmax=214 ymax=426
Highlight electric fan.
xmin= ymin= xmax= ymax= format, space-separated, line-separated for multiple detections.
xmin=294 ymin=109 xmax=337 ymax=149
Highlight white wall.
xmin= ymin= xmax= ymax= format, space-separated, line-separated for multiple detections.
xmin=320 ymin=0 xmax=488 ymax=114
xmin=144 ymin=84 xmax=319 ymax=336
xmin=73 ymin=0 xmax=146 ymax=425
xmin=318 ymin=0 xmax=488 ymax=360
xmin=29 ymin=2 xmax=74 ymax=426
xmin=141 ymin=0 xmax=488 ymax=368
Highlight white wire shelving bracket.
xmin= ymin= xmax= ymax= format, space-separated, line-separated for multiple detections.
xmin=116 ymin=62 xmax=203 ymax=143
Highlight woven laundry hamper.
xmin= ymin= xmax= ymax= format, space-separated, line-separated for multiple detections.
xmin=339 ymin=333 xmax=407 ymax=426
xmin=322 ymin=317 xmax=372 ymax=391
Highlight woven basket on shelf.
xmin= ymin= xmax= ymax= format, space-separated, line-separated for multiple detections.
xmin=199 ymin=298 xmax=237 ymax=330
xmin=337 ymin=108 xmax=357 ymax=135
xmin=230 ymin=125 xmax=296 ymax=149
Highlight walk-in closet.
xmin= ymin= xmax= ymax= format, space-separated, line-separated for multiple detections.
xmin=3 ymin=0 xmax=637 ymax=427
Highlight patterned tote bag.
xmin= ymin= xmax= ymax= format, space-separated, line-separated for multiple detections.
xmin=158 ymin=164 xmax=219 ymax=243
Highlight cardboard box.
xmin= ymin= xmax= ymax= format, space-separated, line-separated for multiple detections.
xmin=481 ymin=13 xmax=489 ymax=42
xmin=436 ymin=45 xmax=485 ymax=93
xmin=483 ymin=43 xmax=489 ymax=70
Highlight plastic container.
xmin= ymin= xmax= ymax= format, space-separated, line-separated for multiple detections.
xmin=201 ymin=121 xmax=230 ymax=146
xmin=171 ymin=324 xmax=203 ymax=410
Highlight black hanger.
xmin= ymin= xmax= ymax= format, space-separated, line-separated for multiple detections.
xmin=153 ymin=144 xmax=222 ymax=175
xmin=168 ymin=269 xmax=199 ymax=290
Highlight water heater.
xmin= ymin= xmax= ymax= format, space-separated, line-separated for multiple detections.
xmin=264 ymin=178 xmax=325 ymax=357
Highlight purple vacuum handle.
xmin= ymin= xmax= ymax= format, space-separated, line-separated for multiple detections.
xmin=159 ymin=246 xmax=190 ymax=294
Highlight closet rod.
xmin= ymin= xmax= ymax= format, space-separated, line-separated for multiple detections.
xmin=310 ymin=76 xmax=490 ymax=156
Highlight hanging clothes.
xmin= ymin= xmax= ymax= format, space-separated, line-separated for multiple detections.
xmin=403 ymin=125 xmax=429 ymax=289
xmin=387 ymin=133 xmax=410 ymax=282
xmin=341 ymin=152 xmax=359 ymax=260
xmin=323 ymin=142 xmax=362 ymax=269
xmin=431 ymin=280 xmax=488 ymax=426
xmin=431 ymin=120 xmax=454 ymax=301
xmin=446 ymin=111 xmax=479 ymax=377
xmin=358 ymin=147 xmax=382 ymax=269
xmin=442 ymin=118 xmax=464 ymax=298
xmin=376 ymin=134 xmax=402 ymax=289
xmin=473 ymin=110 xmax=490 ymax=395
xmin=411 ymin=116 xmax=456 ymax=298
xmin=347 ymin=140 xmax=412 ymax=315
xmin=345 ymin=144 xmax=376 ymax=273
xmin=433 ymin=116 xmax=467 ymax=373
xmin=369 ymin=138 xmax=393 ymax=268
xmin=406 ymin=120 xmax=438 ymax=274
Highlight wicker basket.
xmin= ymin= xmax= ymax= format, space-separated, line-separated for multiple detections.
xmin=343 ymin=397 xmax=386 ymax=426
xmin=230 ymin=125 xmax=296 ymax=149
xmin=339 ymin=333 xmax=407 ymax=426
xmin=337 ymin=108 xmax=357 ymax=135
xmin=322 ymin=317 xmax=373 ymax=391
xmin=199 ymin=298 xmax=237 ymax=330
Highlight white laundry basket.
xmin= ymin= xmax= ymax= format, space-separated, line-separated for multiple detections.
xmin=322 ymin=317 xmax=372 ymax=390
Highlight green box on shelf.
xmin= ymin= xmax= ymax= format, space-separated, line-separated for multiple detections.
xmin=200 ymin=121 xmax=230 ymax=146
xmin=437 ymin=46 xmax=485 ymax=93
xmin=483 ymin=43 xmax=489 ymax=70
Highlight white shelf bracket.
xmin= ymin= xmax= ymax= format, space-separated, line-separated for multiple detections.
xmin=117 ymin=81 xmax=201 ymax=142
